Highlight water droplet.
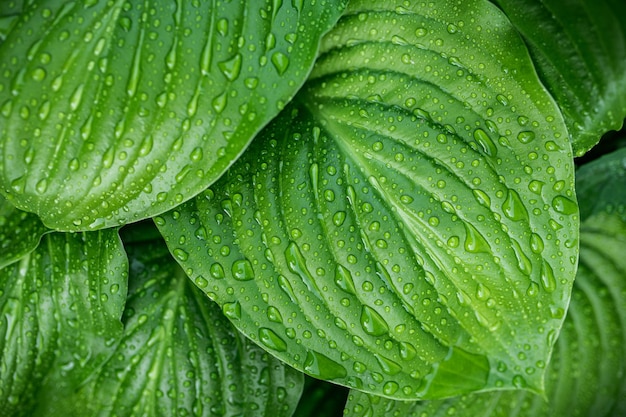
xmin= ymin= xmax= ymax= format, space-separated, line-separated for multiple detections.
xmin=473 ymin=128 xmax=497 ymax=157
xmin=552 ymin=195 xmax=577 ymax=215
xmin=510 ymin=239 xmax=532 ymax=275
xmin=383 ymin=381 xmax=400 ymax=396
xmin=212 ymin=92 xmax=228 ymax=113
xmin=526 ymin=282 xmax=539 ymax=297
xmin=232 ymin=259 xmax=254 ymax=281
xmin=464 ymin=223 xmax=490 ymax=253
xmin=244 ymin=77 xmax=259 ymax=89
xmin=210 ymin=263 xmax=225 ymax=279
xmin=502 ymin=189 xmax=528 ymax=221
xmin=173 ymin=248 xmax=189 ymax=261
xmin=422 ymin=347 xmax=489 ymax=397
xmin=374 ymin=353 xmax=402 ymax=375
xmin=223 ymin=301 xmax=241 ymax=319
xmin=267 ymin=306 xmax=283 ymax=323
xmin=31 ymin=67 xmax=46 ymax=81
xmin=304 ymin=351 xmax=347 ymax=380
xmin=540 ymin=260 xmax=556 ymax=292
xmin=530 ymin=233 xmax=544 ymax=254
xmin=517 ymin=131 xmax=536 ymax=144
xmin=35 ymin=178 xmax=48 ymax=194
xmin=399 ymin=342 xmax=417 ymax=361
xmin=472 ymin=189 xmax=491 ymax=207
xmin=528 ymin=180 xmax=544 ymax=195
xmin=334 ymin=264 xmax=356 ymax=295
xmin=218 ymin=53 xmax=242 ymax=81
xmin=259 ymin=328 xmax=287 ymax=352
xmin=271 ymin=51 xmax=289 ymax=75
xmin=360 ymin=305 xmax=389 ymax=337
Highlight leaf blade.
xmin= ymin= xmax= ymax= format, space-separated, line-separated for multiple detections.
xmin=158 ymin=0 xmax=578 ymax=400
xmin=492 ymin=0 xmax=626 ymax=155
xmin=0 ymin=0 xmax=347 ymax=230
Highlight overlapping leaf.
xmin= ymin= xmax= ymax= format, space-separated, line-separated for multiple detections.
xmin=0 ymin=230 xmax=127 ymax=416
xmin=0 ymin=0 xmax=346 ymax=231
xmin=0 ymin=194 xmax=49 ymax=268
xmin=344 ymin=146 xmax=626 ymax=417
xmin=157 ymin=0 xmax=578 ymax=400
xmin=46 ymin=231 xmax=304 ymax=417
xmin=492 ymin=0 xmax=626 ymax=156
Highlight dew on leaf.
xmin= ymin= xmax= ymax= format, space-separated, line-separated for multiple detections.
xmin=223 ymin=301 xmax=241 ymax=320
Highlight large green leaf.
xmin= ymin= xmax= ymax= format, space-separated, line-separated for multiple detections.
xmin=157 ymin=0 xmax=578 ymax=400
xmin=0 ymin=0 xmax=346 ymax=231
xmin=46 ymin=229 xmax=304 ymax=417
xmin=0 ymin=230 xmax=127 ymax=417
xmin=0 ymin=194 xmax=49 ymax=268
xmin=343 ymin=147 xmax=626 ymax=417
xmin=491 ymin=0 xmax=626 ymax=156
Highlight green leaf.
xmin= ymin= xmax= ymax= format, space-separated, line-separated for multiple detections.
xmin=0 ymin=0 xmax=347 ymax=231
xmin=576 ymin=147 xmax=626 ymax=221
xmin=157 ymin=0 xmax=579 ymax=400
xmin=0 ymin=194 xmax=49 ymax=268
xmin=51 ymin=231 xmax=303 ymax=417
xmin=343 ymin=148 xmax=626 ymax=417
xmin=491 ymin=0 xmax=626 ymax=156
xmin=0 ymin=230 xmax=127 ymax=416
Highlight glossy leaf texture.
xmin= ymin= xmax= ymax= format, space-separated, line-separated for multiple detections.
xmin=0 ymin=194 xmax=49 ymax=268
xmin=0 ymin=0 xmax=347 ymax=231
xmin=491 ymin=0 xmax=626 ymax=156
xmin=157 ymin=0 xmax=579 ymax=400
xmin=343 ymin=147 xmax=626 ymax=417
xmin=47 ymin=231 xmax=304 ymax=417
xmin=0 ymin=230 xmax=127 ymax=417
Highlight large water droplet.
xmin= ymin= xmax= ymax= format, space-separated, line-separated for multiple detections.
xmin=223 ymin=301 xmax=241 ymax=319
xmin=218 ymin=53 xmax=242 ymax=81
xmin=360 ymin=305 xmax=389 ymax=337
xmin=335 ymin=264 xmax=356 ymax=295
xmin=271 ymin=52 xmax=289 ymax=75
xmin=267 ymin=306 xmax=283 ymax=323
xmin=464 ymin=223 xmax=490 ymax=253
xmin=232 ymin=259 xmax=254 ymax=281
xmin=502 ymin=189 xmax=528 ymax=221
xmin=473 ymin=128 xmax=497 ymax=157
xmin=540 ymin=260 xmax=556 ymax=292
xmin=374 ymin=353 xmax=402 ymax=375
xmin=259 ymin=328 xmax=287 ymax=352
xmin=552 ymin=195 xmax=577 ymax=215
xmin=303 ymin=351 xmax=347 ymax=380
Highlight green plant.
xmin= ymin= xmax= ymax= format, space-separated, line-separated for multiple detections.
xmin=0 ymin=0 xmax=624 ymax=416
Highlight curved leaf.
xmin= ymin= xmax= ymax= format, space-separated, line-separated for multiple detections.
xmin=0 ymin=230 xmax=127 ymax=416
xmin=0 ymin=0 xmax=346 ymax=231
xmin=492 ymin=0 xmax=626 ymax=156
xmin=157 ymin=0 xmax=578 ymax=400
xmin=343 ymin=148 xmax=626 ymax=417
xmin=0 ymin=194 xmax=49 ymax=268
xmin=51 ymin=233 xmax=304 ymax=417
